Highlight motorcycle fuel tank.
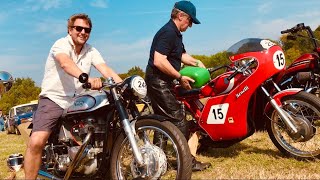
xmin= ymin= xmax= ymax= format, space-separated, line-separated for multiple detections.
xmin=66 ymin=90 xmax=109 ymax=114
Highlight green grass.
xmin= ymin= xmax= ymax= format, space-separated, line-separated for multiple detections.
xmin=0 ymin=131 xmax=319 ymax=179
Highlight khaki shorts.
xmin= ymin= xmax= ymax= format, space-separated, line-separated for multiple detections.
xmin=32 ymin=97 xmax=64 ymax=132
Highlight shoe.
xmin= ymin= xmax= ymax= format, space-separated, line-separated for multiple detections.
xmin=192 ymin=157 xmax=211 ymax=171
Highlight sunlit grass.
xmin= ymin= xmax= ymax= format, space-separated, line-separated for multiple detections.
xmin=1 ymin=131 xmax=319 ymax=179
xmin=192 ymin=131 xmax=320 ymax=179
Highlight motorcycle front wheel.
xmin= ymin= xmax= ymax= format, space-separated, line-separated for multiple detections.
xmin=267 ymin=91 xmax=320 ymax=160
xmin=110 ymin=118 xmax=192 ymax=180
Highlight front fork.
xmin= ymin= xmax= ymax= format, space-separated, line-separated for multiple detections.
xmin=261 ymin=81 xmax=299 ymax=134
xmin=111 ymin=88 xmax=145 ymax=166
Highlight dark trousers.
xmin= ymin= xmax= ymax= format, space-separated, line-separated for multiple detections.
xmin=145 ymin=66 xmax=189 ymax=139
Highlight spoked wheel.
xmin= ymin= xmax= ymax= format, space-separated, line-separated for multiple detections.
xmin=110 ymin=119 xmax=192 ymax=180
xmin=267 ymin=91 xmax=320 ymax=160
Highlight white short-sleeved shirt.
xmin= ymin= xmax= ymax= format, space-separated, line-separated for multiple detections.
xmin=39 ymin=35 xmax=105 ymax=109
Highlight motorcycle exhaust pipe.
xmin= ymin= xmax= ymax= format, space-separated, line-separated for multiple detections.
xmin=63 ymin=126 xmax=94 ymax=180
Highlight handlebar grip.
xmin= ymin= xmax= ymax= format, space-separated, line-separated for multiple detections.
xmin=281 ymin=29 xmax=290 ymax=34
xmin=82 ymin=83 xmax=91 ymax=89
xmin=281 ymin=23 xmax=305 ymax=34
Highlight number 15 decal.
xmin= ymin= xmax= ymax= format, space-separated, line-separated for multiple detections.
xmin=207 ymin=103 xmax=229 ymax=124
xmin=273 ymin=50 xmax=285 ymax=70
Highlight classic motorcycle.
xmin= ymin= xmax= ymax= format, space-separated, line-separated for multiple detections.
xmin=175 ymin=38 xmax=320 ymax=160
xmin=275 ymin=23 xmax=320 ymax=96
xmin=32 ymin=74 xmax=192 ymax=180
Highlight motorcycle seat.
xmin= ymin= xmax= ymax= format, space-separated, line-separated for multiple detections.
xmin=175 ymin=86 xmax=201 ymax=97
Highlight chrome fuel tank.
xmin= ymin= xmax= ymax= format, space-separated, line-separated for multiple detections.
xmin=65 ymin=90 xmax=109 ymax=115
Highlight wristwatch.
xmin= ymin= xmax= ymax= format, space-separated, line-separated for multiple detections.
xmin=177 ymin=74 xmax=182 ymax=81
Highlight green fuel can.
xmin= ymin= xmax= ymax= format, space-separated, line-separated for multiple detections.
xmin=179 ymin=66 xmax=210 ymax=88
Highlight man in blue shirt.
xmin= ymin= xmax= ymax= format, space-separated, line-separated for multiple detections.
xmin=145 ymin=1 xmax=210 ymax=171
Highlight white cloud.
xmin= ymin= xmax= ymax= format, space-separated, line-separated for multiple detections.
xmin=92 ymin=36 xmax=152 ymax=73
xmin=0 ymin=55 xmax=45 ymax=86
xmin=251 ymin=9 xmax=320 ymax=40
xmin=35 ymin=19 xmax=66 ymax=35
xmin=293 ymin=12 xmax=320 ymax=30
xmin=257 ymin=2 xmax=272 ymax=14
xmin=252 ymin=19 xmax=290 ymax=39
xmin=90 ymin=0 xmax=108 ymax=8
xmin=25 ymin=0 xmax=67 ymax=11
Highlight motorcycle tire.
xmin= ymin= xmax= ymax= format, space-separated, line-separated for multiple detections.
xmin=267 ymin=91 xmax=320 ymax=160
xmin=110 ymin=118 xmax=192 ymax=180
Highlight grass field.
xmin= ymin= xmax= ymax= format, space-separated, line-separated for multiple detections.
xmin=0 ymin=131 xmax=319 ymax=179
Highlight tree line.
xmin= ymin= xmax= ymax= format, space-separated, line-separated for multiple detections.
xmin=1 ymin=25 xmax=319 ymax=114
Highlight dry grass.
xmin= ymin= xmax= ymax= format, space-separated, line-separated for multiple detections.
xmin=192 ymin=131 xmax=320 ymax=179
xmin=0 ymin=131 xmax=319 ymax=179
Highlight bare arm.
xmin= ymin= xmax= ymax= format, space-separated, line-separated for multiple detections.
xmin=55 ymin=53 xmax=108 ymax=89
xmin=154 ymin=51 xmax=181 ymax=79
xmin=55 ymin=53 xmax=83 ymax=78
xmin=181 ymin=53 xmax=205 ymax=68
xmin=154 ymin=51 xmax=194 ymax=89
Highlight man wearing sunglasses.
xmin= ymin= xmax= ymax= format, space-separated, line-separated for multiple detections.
xmin=24 ymin=13 xmax=122 ymax=179
xmin=145 ymin=1 xmax=210 ymax=171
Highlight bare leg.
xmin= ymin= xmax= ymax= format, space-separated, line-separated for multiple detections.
xmin=188 ymin=131 xmax=200 ymax=157
xmin=24 ymin=131 xmax=51 ymax=180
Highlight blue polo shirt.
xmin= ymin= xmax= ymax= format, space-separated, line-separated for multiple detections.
xmin=147 ymin=19 xmax=186 ymax=78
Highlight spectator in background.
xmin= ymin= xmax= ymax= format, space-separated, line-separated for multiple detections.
xmin=0 ymin=110 xmax=4 ymax=131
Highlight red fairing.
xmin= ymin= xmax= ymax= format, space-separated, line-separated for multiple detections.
xmin=198 ymin=45 xmax=285 ymax=141
xmin=201 ymin=72 xmax=245 ymax=97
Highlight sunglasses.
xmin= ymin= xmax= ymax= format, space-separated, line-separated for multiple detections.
xmin=72 ymin=26 xmax=91 ymax=33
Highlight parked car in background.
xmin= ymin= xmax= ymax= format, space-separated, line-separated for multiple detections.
xmin=6 ymin=102 xmax=38 ymax=135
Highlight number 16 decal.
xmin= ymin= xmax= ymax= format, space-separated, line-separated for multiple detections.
xmin=207 ymin=103 xmax=229 ymax=124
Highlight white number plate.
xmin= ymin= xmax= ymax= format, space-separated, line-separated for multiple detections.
xmin=207 ymin=103 xmax=229 ymax=124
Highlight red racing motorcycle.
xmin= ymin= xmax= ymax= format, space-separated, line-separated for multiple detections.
xmin=175 ymin=38 xmax=320 ymax=160
xmin=276 ymin=23 xmax=320 ymax=96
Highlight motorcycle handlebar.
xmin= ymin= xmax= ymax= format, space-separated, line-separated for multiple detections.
xmin=227 ymin=71 xmax=238 ymax=81
xmin=82 ymin=77 xmax=119 ymax=90
xmin=280 ymin=29 xmax=291 ymax=34
xmin=207 ymin=65 xmax=230 ymax=74
xmin=281 ymin=23 xmax=305 ymax=34
xmin=82 ymin=83 xmax=91 ymax=89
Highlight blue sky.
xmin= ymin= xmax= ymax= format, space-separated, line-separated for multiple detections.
xmin=1 ymin=0 xmax=320 ymax=86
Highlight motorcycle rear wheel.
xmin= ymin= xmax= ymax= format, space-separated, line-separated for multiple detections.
xmin=110 ymin=118 xmax=192 ymax=180
xmin=267 ymin=91 xmax=320 ymax=160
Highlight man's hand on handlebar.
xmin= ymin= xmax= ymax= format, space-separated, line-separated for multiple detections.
xmin=88 ymin=77 xmax=102 ymax=90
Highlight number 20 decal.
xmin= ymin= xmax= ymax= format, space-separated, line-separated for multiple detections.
xmin=273 ymin=50 xmax=285 ymax=70
xmin=207 ymin=103 xmax=229 ymax=124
